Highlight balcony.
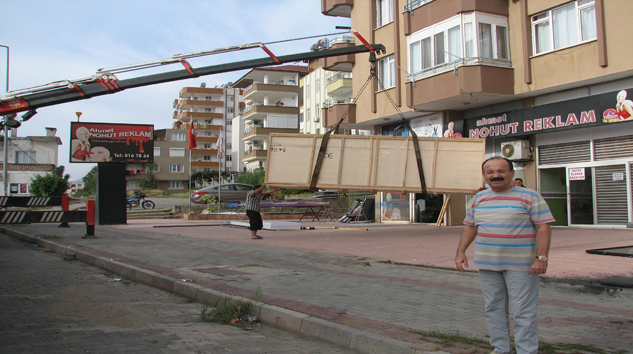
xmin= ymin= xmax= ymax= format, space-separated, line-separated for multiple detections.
xmin=191 ymin=161 xmax=220 ymax=168
xmin=406 ymin=63 xmax=514 ymax=111
xmin=242 ymin=149 xmax=268 ymax=162
xmin=322 ymin=0 xmax=353 ymax=18
xmin=243 ymin=82 xmax=299 ymax=99
xmin=174 ymin=111 xmax=223 ymax=120
xmin=403 ymin=0 xmax=508 ymax=36
xmin=323 ymin=41 xmax=356 ymax=72
xmin=242 ymin=127 xmax=299 ymax=141
xmin=323 ymin=101 xmax=356 ymax=128
xmin=243 ymin=104 xmax=300 ymax=121
xmin=190 ymin=147 xmax=218 ymax=155
xmin=173 ymin=99 xmax=223 ymax=110
xmin=327 ymin=72 xmax=353 ymax=97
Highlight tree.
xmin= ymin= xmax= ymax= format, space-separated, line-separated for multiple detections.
xmin=236 ymin=169 xmax=265 ymax=186
xmin=30 ymin=174 xmax=69 ymax=196
xmin=53 ymin=165 xmax=71 ymax=181
xmin=139 ymin=163 xmax=158 ymax=189
xmin=75 ymin=166 xmax=97 ymax=197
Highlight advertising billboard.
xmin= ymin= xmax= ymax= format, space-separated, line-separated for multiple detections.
xmin=70 ymin=122 xmax=154 ymax=163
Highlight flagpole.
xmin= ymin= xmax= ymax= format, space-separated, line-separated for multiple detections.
xmin=187 ymin=121 xmax=197 ymax=214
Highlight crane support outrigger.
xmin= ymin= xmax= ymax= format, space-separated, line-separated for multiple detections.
xmin=0 ymin=32 xmax=385 ymax=117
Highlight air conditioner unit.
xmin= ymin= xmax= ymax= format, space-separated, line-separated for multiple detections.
xmin=501 ymin=140 xmax=532 ymax=161
xmin=313 ymin=118 xmax=320 ymax=123
xmin=253 ymin=140 xmax=262 ymax=147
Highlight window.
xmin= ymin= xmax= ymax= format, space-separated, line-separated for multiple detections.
xmin=228 ymin=107 xmax=234 ymax=113
xmin=376 ymin=0 xmax=393 ymax=28
xmin=226 ymin=155 xmax=232 ymax=162
xmin=407 ymin=12 xmax=509 ymax=78
xmin=10 ymin=183 xmax=28 ymax=194
xmin=531 ymin=0 xmax=596 ymax=55
xmin=204 ymin=108 xmax=212 ymax=112
xmin=171 ymin=133 xmax=185 ymax=141
xmin=227 ymin=143 xmax=232 ymax=150
xmin=127 ymin=181 xmax=140 ymax=189
xmin=154 ymin=147 xmax=160 ymax=156
xmin=203 ymin=155 xmax=211 ymax=161
xmin=305 ymin=83 xmax=310 ymax=98
xmin=300 ymin=112 xmax=304 ymax=123
xmin=169 ymin=181 xmax=184 ymax=189
xmin=152 ymin=164 xmax=160 ymax=172
xmin=227 ymin=120 xmax=232 ymax=126
xmin=169 ymin=164 xmax=185 ymax=173
xmin=170 ymin=148 xmax=185 ymax=157
xmin=203 ymin=143 xmax=212 ymax=149
xmin=16 ymin=151 xmax=36 ymax=164
xmin=378 ymin=55 xmax=395 ymax=89
xmin=205 ymin=96 xmax=212 ymax=101
xmin=228 ymin=95 xmax=234 ymax=102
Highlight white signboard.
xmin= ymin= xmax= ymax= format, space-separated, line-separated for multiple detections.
xmin=569 ymin=168 xmax=585 ymax=180
xmin=613 ymin=173 xmax=624 ymax=181
xmin=410 ymin=113 xmax=443 ymax=138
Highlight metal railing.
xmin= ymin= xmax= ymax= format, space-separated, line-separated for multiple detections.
xmin=407 ymin=56 xmax=512 ymax=82
xmin=326 ymin=72 xmax=353 ymax=85
xmin=404 ymin=0 xmax=434 ymax=13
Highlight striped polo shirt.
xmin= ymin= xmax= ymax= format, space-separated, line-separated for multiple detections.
xmin=245 ymin=190 xmax=263 ymax=212
xmin=464 ymin=186 xmax=555 ymax=272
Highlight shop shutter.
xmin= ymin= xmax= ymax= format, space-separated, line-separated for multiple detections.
xmin=594 ymin=135 xmax=633 ymax=161
xmin=538 ymin=141 xmax=591 ymax=165
xmin=595 ymin=165 xmax=628 ymax=225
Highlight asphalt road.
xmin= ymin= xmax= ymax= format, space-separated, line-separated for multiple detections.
xmin=0 ymin=235 xmax=353 ymax=353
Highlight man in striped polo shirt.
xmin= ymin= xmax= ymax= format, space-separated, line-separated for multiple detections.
xmin=455 ymin=157 xmax=554 ymax=354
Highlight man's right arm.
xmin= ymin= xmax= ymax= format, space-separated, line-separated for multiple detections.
xmin=455 ymin=225 xmax=477 ymax=272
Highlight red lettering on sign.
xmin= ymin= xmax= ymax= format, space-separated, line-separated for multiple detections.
xmin=556 ymin=115 xmax=565 ymax=127
xmin=580 ymin=110 xmax=596 ymax=124
xmin=534 ymin=118 xmax=543 ymax=130
xmin=566 ymin=113 xmax=579 ymax=126
xmin=524 ymin=120 xmax=533 ymax=132
xmin=543 ymin=117 xmax=555 ymax=129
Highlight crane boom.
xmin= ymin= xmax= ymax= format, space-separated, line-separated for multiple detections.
xmin=0 ymin=42 xmax=385 ymax=116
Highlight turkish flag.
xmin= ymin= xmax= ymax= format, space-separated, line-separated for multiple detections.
xmin=188 ymin=123 xmax=197 ymax=150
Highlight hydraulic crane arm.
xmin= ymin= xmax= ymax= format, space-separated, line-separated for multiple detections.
xmin=0 ymin=41 xmax=386 ymax=116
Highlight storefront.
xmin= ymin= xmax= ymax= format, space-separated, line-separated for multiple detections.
xmin=379 ymin=113 xmax=448 ymax=224
xmin=463 ymin=87 xmax=633 ymax=227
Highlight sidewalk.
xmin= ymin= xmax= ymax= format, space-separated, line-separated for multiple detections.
xmin=2 ymin=220 xmax=632 ymax=353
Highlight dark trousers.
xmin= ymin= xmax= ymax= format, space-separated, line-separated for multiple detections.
xmin=246 ymin=210 xmax=263 ymax=231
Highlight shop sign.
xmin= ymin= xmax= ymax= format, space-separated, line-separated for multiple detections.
xmin=613 ymin=173 xmax=625 ymax=181
xmin=463 ymin=88 xmax=633 ymax=139
xmin=569 ymin=168 xmax=586 ymax=180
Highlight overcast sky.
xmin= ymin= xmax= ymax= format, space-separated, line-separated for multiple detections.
xmin=0 ymin=0 xmax=350 ymax=180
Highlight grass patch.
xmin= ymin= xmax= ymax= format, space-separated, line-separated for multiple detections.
xmin=411 ymin=329 xmax=491 ymax=349
xmin=410 ymin=329 xmax=627 ymax=354
xmin=199 ymin=288 xmax=262 ymax=329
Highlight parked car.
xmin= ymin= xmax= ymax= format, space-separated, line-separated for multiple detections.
xmin=190 ymin=183 xmax=274 ymax=204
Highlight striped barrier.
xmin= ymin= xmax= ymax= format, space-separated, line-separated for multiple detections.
xmin=0 ymin=196 xmax=96 ymax=238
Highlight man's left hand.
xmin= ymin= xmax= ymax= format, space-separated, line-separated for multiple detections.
xmin=530 ymin=258 xmax=548 ymax=275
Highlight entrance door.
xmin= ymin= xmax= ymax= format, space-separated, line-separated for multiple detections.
xmin=568 ymin=167 xmax=594 ymax=225
xmin=540 ymin=168 xmax=567 ymax=226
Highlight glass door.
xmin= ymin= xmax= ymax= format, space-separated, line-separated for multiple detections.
xmin=539 ymin=168 xmax=568 ymax=226
xmin=568 ymin=167 xmax=594 ymax=225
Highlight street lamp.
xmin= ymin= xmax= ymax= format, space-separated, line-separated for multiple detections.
xmin=0 ymin=44 xmax=9 ymax=196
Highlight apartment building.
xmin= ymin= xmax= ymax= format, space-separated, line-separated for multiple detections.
xmin=173 ymin=84 xmax=244 ymax=173
xmin=126 ymin=128 xmax=189 ymax=192
xmin=0 ymin=127 xmax=61 ymax=195
xmin=233 ymin=66 xmax=309 ymax=172
xmin=323 ymin=0 xmax=633 ymax=227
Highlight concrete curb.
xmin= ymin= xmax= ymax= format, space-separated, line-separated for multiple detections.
xmin=0 ymin=227 xmax=450 ymax=354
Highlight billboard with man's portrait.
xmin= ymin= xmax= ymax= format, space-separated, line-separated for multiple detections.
xmin=70 ymin=122 xmax=154 ymax=164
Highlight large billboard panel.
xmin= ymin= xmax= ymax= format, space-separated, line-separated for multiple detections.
xmin=70 ymin=122 xmax=154 ymax=163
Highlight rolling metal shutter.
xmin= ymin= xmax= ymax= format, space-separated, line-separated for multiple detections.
xmin=595 ymin=165 xmax=628 ymax=225
xmin=538 ymin=141 xmax=591 ymax=165
xmin=594 ymin=135 xmax=633 ymax=161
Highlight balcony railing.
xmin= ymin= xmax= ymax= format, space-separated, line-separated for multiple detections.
xmin=326 ymin=72 xmax=353 ymax=85
xmin=244 ymin=103 xmax=294 ymax=113
xmin=323 ymin=97 xmax=355 ymax=109
xmin=407 ymin=57 xmax=512 ymax=82
xmin=404 ymin=0 xmax=434 ymax=13
xmin=244 ymin=79 xmax=298 ymax=92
